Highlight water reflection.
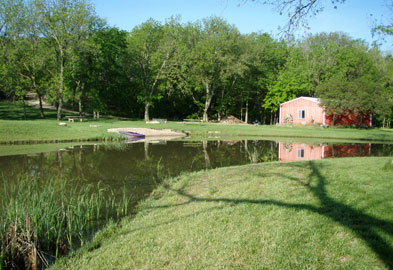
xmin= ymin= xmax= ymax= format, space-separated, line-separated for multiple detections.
xmin=278 ymin=142 xmax=381 ymax=162
xmin=0 ymin=140 xmax=392 ymax=204
xmin=0 ymin=140 xmax=278 ymax=205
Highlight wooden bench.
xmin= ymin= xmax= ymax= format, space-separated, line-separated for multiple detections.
xmin=64 ymin=116 xmax=85 ymax=122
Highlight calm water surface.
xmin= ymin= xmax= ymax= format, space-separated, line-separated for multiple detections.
xmin=1 ymin=140 xmax=392 ymax=206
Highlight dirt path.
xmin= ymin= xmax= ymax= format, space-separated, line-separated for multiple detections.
xmin=25 ymin=92 xmax=78 ymax=114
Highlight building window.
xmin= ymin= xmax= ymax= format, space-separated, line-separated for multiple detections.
xmin=297 ymin=149 xmax=304 ymax=158
xmin=299 ymin=110 xmax=305 ymax=119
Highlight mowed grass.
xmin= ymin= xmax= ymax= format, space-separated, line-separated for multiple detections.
xmin=53 ymin=157 xmax=393 ymax=270
xmin=1 ymin=101 xmax=393 ymax=143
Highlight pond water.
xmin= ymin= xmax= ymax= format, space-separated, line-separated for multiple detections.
xmin=1 ymin=140 xmax=393 ymax=206
xmin=1 ymin=139 xmax=392 ymax=267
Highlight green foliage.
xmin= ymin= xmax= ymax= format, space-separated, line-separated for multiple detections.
xmin=264 ymin=47 xmax=312 ymax=113
xmin=0 ymin=175 xmax=131 ymax=268
xmin=127 ymin=18 xmax=182 ymax=121
xmin=316 ymin=42 xmax=392 ymax=125
xmin=0 ymin=0 xmax=392 ymax=126
xmin=66 ymin=27 xmax=133 ymax=115
xmin=3 ymin=101 xmax=393 ymax=145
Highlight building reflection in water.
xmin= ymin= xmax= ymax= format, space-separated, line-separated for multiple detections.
xmin=279 ymin=142 xmax=371 ymax=162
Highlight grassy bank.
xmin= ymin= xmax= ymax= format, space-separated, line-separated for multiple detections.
xmin=1 ymin=101 xmax=393 ymax=144
xmin=53 ymin=157 xmax=393 ymax=270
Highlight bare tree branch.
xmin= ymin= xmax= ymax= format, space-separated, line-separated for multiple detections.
xmin=240 ymin=0 xmax=346 ymax=35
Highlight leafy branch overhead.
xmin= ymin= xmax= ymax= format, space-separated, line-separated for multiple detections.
xmin=242 ymin=0 xmax=346 ymax=33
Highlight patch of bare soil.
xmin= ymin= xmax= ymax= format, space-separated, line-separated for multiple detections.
xmin=220 ymin=115 xmax=246 ymax=124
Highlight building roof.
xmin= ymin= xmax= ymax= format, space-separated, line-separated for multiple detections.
xmin=280 ymin=96 xmax=321 ymax=106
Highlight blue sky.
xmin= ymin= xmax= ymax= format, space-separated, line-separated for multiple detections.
xmin=91 ymin=0 xmax=392 ymax=52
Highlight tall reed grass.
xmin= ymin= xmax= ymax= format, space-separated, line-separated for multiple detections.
xmin=0 ymin=176 xmax=131 ymax=269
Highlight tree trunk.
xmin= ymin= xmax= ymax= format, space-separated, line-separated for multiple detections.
xmin=240 ymin=99 xmax=243 ymax=121
xmin=358 ymin=113 xmax=363 ymax=127
xmin=273 ymin=112 xmax=277 ymax=125
xmin=57 ymin=98 xmax=62 ymax=120
xmin=218 ymin=88 xmax=225 ymax=121
xmin=144 ymin=102 xmax=150 ymax=122
xmin=57 ymin=57 xmax=64 ymax=120
xmin=22 ymin=97 xmax=27 ymax=120
xmin=38 ymin=94 xmax=44 ymax=118
xmin=332 ymin=114 xmax=336 ymax=126
xmin=383 ymin=116 xmax=386 ymax=128
xmin=203 ymin=83 xmax=213 ymax=122
xmin=78 ymin=96 xmax=83 ymax=116
xmin=245 ymin=99 xmax=249 ymax=123
xmin=75 ymin=80 xmax=82 ymax=116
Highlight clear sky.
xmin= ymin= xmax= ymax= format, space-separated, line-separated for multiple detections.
xmin=91 ymin=0 xmax=392 ymax=52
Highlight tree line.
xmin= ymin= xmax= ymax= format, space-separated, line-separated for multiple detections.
xmin=1 ymin=0 xmax=392 ymax=126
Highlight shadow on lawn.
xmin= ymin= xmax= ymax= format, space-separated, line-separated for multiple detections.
xmin=139 ymin=162 xmax=393 ymax=269
xmin=0 ymin=102 xmax=58 ymax=120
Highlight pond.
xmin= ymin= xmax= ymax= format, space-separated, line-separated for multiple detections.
xmin=1 ymin=139 xmax=393 ymax=268
xmin=1 ymin=140 xmax=393 ymax=204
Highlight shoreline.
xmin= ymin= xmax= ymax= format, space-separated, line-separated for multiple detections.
xmin=2 ymin=127 xmax=393 ymax=145
xmin=52 ymin=156 xmax=393 ymax=270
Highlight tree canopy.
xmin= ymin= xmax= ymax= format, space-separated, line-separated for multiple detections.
xmin=0 ymin=0 xmax=392 ymax=127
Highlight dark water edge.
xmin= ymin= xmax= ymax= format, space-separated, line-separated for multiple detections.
xmin=1 ymin=140 xmax=393 ymax=205
xmin=1 ymin=139 xmax=393 ymax=269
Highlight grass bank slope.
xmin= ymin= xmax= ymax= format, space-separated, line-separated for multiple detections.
xmin=53 ymin=157 xmax=393 ymax=270
xmin=2 ymin=101 xmax=393 ymax=143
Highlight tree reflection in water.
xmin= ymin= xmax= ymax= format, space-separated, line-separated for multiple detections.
xmin=0 ymin=140 xmax=392 ymax=209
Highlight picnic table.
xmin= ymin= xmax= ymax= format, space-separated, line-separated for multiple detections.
xmin=64 ymin=116 xmax=85 ymax=122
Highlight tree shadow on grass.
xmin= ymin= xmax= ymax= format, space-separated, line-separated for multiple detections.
xmin=135 ymin=161 xmax=393 ymax=269
xmin=0 ymin=102 xmax=58 ymax=120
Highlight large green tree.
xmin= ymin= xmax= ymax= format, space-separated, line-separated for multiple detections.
xmin=0 ymin=0 xmax=27 ymax=99
xmin=87 ymin=27 xmax=131 ymax=116
xmin=263 ymin=46 xmax=312 ymax=122
xmin=128 ymin=18 xmax=181 ymax=121
xmin=241 ymin=33 xmax=288 ymax=123
xmin=33 ymin=0 xmax=98 ymax=120
xmin=186 ymin=17 xmax=246 ymax=121
xmin=316 ymin=43 xmax=388 ymax=125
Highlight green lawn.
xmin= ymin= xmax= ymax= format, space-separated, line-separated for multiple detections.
xmin=1 ymin=101 xmax=393 ymax=144
xmin=3 ymin=101 xmax=393 ymax=269
xmin=52 ymin=157 xmax=393 ymax=270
